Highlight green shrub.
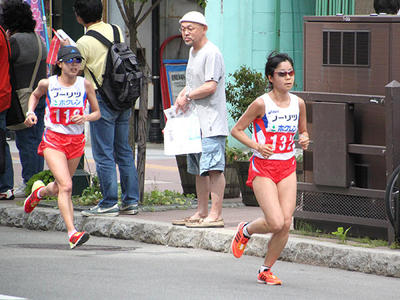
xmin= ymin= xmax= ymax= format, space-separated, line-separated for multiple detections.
xmin=25 ymin=170 xmax=54 ymax=196
xmin=332 ymin=226 xmax=351 ymax=244
xmin=142 ymin=189 xmax=194 ymax=207
xmin=72 ymin=176 xmax=102 ymax=207
xmin=225 ymin=145 xmax=252 ymax=163
xmin=25 ymin=170 xmax=192 ymax=208
xmin=226 ymin=66 xmax=267 ymax=124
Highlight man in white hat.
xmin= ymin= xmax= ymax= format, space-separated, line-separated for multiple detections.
xmin=173 ymin=11 xmax=229 ymax=228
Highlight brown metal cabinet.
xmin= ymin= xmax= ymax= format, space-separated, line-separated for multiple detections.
xmin=304 ymin=15 xmax=400 ymax=95
xmin=295 ymin=16 xmax=400 ymax=242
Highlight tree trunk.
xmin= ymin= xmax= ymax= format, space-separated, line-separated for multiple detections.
xmin=129 ymin=23 xmax=138 ymax=56
xmin=128 ymin=23 xmax=138 ymax=158
xmin=137 ymin=72 xmax=149 ymax=203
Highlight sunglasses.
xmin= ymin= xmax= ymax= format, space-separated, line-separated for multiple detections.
xmin=63 ymin=57 xmax=82 ymax=64
xmin=275 ymin=70 xmax=295 ymax=77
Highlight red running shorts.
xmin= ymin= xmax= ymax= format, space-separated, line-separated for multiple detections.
xmin=38 ymin=129 xmax=85 ymax=160
xmin=246 ymin=155 xmax=296 ymax=188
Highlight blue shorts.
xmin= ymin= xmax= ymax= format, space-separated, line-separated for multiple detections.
xmin=187 ymin=136 xmax=226 ymax=176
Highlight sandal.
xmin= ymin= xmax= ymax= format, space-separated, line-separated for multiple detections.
xmin=185 ymin=218 xmax=224 ymax=228
xmin=172 ymin=216 xmax=201 ymax=226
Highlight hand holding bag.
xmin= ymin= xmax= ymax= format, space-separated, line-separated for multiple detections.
xmin=7 ymin=33 xmax=43 ymax=130
xmin=163 ymin=105 xmax=202 ymax=156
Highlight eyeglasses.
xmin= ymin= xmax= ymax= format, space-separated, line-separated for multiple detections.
xmin=179 ymin=26 xmax=196 ymax=33
xmin=275 ymin=70 xmax=295 ymax=77
xmin=63 ymin=58 xmax=82 ymax=64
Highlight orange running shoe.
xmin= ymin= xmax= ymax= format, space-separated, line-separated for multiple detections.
xmin=231 ymin=222 xmax=250 ymax=258
xmin=23 ymin=180 xmax=45 ymax=213
xmin=69 ymin=231 xmax=90 ymax=249
xmin=257 ymin=270 xmax=282 ymax=285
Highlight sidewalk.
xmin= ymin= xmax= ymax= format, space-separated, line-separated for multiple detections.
xmin=2 ymin=142 xmax=400 ymax=278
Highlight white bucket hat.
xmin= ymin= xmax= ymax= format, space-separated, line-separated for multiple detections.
xmin=179 ymin=11 xmax=208 ymax=26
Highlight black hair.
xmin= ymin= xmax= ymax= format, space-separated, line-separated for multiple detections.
xmin=52 ymin=64 xmax=62 ymax=76
xmin=1 ymin=0 xmax=36 ymax=33
xmin=374 ymin=0 xmax=400 ymax=14
xmin=264 ymin=52 xmax=294 ymax=90
xmin=73 ymin=0 xmax=103 ymax=24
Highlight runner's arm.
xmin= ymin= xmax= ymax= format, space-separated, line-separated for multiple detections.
xmin=77 ymin=79 xmax=100 ymax=124
xmin=24 ymin=79 xmax=49 ymax=127
xmin=298 ymin=97 xmax=309 ymax=150
xmin=231 ymin=97 xmax=274 ymax=159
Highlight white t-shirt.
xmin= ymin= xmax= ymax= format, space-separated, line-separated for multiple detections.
xmin=185 ymin=41 xmax=229 ymax=138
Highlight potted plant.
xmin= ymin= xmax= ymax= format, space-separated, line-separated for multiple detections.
xmin=225 ymin=145 xmax=256 ymax=205
xmin=225 ymin=66 xmax=267 ymax=206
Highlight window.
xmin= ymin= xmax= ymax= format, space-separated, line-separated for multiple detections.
xmin=323 ymin=31 xmax=370 ymax=66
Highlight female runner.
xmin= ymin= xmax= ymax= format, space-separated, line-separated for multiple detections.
xmin=230 ymin=52 xmax=309 ymax=284
xmin=23 ymin=46 xmax=100 ymax=249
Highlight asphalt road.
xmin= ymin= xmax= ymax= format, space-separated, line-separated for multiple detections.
xmin=0 ymin=226 xmax=399 ymax=300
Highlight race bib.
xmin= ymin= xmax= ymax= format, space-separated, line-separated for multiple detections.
xmin=49 ymin=107 xmax=83 ymax=125
xmin=265 ymin=132 xmax=295 ymax=154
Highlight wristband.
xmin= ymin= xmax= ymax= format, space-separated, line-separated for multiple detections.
xmin=26 ymin=111 xmax=35 ymax=118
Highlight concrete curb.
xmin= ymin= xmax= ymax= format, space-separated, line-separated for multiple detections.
xmin=1 ymin=205 xmax=400 ymax=278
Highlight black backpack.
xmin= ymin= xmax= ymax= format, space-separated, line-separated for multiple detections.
xmin=86 ymin=24 xmax=142 ymax=111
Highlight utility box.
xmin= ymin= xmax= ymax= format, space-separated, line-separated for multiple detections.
xmin=294 ymin=15 xmax=400 ymax=242
xmin=304 ymin=15 xmax=400 ymax=95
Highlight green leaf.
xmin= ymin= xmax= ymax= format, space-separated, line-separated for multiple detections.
xmin=226 ymin=66 xmax=267 ymax=125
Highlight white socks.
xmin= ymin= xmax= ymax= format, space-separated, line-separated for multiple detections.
xmin=243 ymin=224 xmax=251 ymax=238
xmin=37 ymin=187 xmax=44 ymax=199
xmin=68 ymin=230 xmax=77 ymax=239
xmin=259 ymin=265 xmax=271 ymax=273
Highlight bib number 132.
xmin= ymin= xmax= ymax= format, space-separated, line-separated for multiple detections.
xmin=267 ymin=132 xmax=294 ymax=153
xmin=50 ymin=108 xmax=83 ymax=125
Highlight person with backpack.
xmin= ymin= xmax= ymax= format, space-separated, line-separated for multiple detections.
xmin=73 ymin=0 xmax=140 ymax=217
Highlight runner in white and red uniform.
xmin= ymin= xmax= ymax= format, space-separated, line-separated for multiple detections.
xmin=230 ymin=52 xmax=309 ymax=285
xmin=23 ymin=46 xmax=100 ymax=249
xmin=247 ymin=92 xmax=299 ymax=187
xmin=38 ymin=75 xmax=87 ymax=159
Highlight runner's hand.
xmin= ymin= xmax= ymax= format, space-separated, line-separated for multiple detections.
xmin=256 ymin=143 xmax=274 ymax=159
xmin=24 ymin=113 xmax=37 ymax=127
xmin=299 ymin=134 xmax=309 ymax=150
xmin=71 ymin=114 xmax=86 ymax=125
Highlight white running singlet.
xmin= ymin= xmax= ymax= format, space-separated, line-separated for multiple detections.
xmin=45 ymin=75 xmax=87 ymax=135
xmin=252 ymin=93 xmax=299 ymax=160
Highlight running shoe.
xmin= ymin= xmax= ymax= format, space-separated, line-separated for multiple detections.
xmin=23 ymin=180 xmax=45 ymax=213
xmin=69 ymin=231 xmax=90 ymax=249
xmin=14 ymin=183 xmax=27 ymax=198
xmin=0 ymin=189 xmax=14 ymax=200
xmin=257 ymin=270 xmax=282 ymax=285
xmin=231 ymin=222 xmax=250 ymax=258
xmin=81 ymin=204 xmax=119 ymax=217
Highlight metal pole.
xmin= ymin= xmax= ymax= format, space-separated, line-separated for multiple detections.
xmin=149 ymin=0 xmax=163 ymax=143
